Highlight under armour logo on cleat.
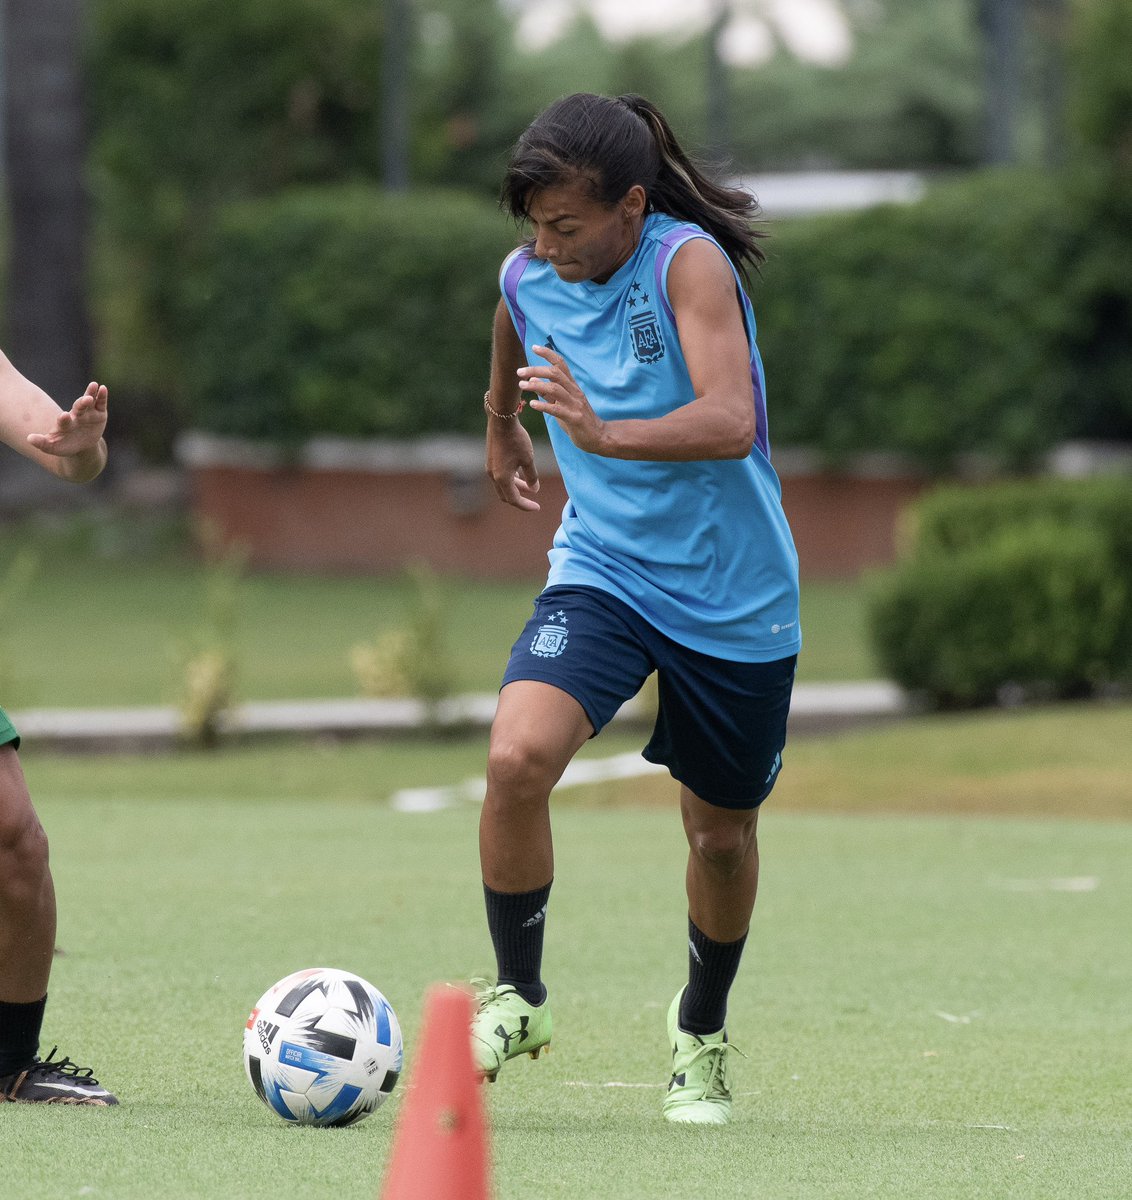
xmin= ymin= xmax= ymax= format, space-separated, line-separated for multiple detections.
xmin=494 ymin=1016 xmax=530 ymax=1055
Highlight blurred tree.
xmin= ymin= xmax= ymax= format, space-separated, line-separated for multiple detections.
xmin=382 ymin=0 xmax=412 ymax=190
xmin=1069 ymin=0 xmax=1132 ymax=172
xmin=705 ymin=0 xmax=732 ymax=162
xmin=608 ymin=37 xmax=703 ymax=147
xmin=1032 ymin=0 xmax=1069 ymax=166
xmin=89 ymin=0 xmax=385 ymax=453
xmin=977 ymin=0 xmax=1024 ymax=163
xmin=726 ymin=1 xmax=983 ymax=169
xmin=2 ymin=0 xmax=91 ymax=404
xmin=1061 ymin=0 xmax=1132 ymax=440
xmin=413 ymin=0 xmax=516 ymax=192
xmin=86 ymin=0 xmax=1125 ymax=467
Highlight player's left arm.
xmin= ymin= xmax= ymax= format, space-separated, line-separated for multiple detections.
xmin=0 ymin=349 xmax=108 ymax=483
xmin=520 ymin=238 xmax=755 ymax=461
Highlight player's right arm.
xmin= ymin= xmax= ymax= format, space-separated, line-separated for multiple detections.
xmin=485 ymin=298 xmax=541 ymax=512
xmin=0 ymin=349 xmax=108 ymax=483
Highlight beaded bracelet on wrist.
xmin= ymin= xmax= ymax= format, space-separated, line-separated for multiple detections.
xmin=483 ymin=391 xmax=525 ymax=421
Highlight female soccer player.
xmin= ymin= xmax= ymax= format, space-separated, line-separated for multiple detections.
xmin=472 ymin=93 xmax=801 ymax=1124
xmin=0 ymin=350 xmax=116 ymax=1104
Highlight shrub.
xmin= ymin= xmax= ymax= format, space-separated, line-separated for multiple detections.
xmin=88 ymin=0 xmax=523 ymax=449
xmin=89 ymin=0 xmax=386 ymax=437
xmin=905 ymin=475 xmax=1132 ymax=570
xmin=868 ymin=478 xmax=1132 ymax=707
xmin=1069 ymin=0 xmax=1132 ymax=170
xmin=350 ymin=564 xmax=454 ymax=716
xmin=179 ymin=185 xmax=518 ymax=440
xmin=171 ymin=172 xmax=1131 ymax=455
xmin=756 ymin=171 xmax=1091 ymax=470
xmin=175 ymin=531 xmax=246 ymax=748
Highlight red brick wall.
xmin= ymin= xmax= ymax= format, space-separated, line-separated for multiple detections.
xmin=188 ymin=464 xmax=568 ymax=577
xmin=781 ymin=472 xmax=928 ymax=578
xmin=185 ymin=453 xmax=929 ymax=579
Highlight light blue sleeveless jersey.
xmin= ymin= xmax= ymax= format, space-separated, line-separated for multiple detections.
xmin=500 ymin=212 xmax=800 ymax=663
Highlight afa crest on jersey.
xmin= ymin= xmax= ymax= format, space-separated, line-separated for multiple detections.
xmin=629 ymin=310 xmax=665 ymax=364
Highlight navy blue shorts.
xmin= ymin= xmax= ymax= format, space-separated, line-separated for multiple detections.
xmin=501 ymin=585 xmax=796 ymax=809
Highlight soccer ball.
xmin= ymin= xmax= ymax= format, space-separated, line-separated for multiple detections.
xmin=243 ymin=967 xmax=403 ymax=1127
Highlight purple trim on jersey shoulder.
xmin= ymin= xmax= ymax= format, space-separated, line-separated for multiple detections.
xmin=502 ymin=249 xmax=535 ymax=346
xmin=655 ymin=225 xmax=771 ymax=459
xmin=751 ymin=353 xmax=769 ymax=459
xmin=654 ymin=224 xmax=702 ymax=322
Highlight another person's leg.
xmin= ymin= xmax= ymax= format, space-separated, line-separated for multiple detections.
xmin=0 ymin=743 xmax=56 ymax=1048
xmin=0 ymin=737 xmax=116 ymax=1104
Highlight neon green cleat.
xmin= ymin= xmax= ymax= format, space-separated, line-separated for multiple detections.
xmin=662 ymin=989 xmax=739 ymax=1125
xmin=470 ymin=981 xmax=552 ymax=1083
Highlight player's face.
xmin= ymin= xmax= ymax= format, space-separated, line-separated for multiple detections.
xmin=526 ymin=176 xmax=646 ymax=285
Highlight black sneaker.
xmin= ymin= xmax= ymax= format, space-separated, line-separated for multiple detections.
xmin=0 ymin=1047 xmax=118 ymax=1106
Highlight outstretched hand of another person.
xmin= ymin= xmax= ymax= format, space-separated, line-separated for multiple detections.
xmin=26 ymin=382 xmax=108 ymax=458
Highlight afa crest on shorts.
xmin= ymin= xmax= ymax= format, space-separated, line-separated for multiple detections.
xmin=531 ymin=621 xmax=568 ymax=658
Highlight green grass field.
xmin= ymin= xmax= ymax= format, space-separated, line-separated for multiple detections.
xmin=8 ymin=705 xmax=1131 ymax=1199
xmin=0 ymin=516 xmax=873 ymax=707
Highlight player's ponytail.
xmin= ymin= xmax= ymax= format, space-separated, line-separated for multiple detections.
xmin=502 ymin=93 xmax=766 ymax=279
xmin=616 ymin=94 xmax=766 ymax=276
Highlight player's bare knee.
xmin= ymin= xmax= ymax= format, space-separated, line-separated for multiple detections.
xmin=486 ymin=734 xmax=559 ymax=801
xmin=688 ymin=822 xmax=756 ymax=878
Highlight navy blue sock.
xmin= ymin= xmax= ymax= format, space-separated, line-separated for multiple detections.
xmin=0 ymin=994 xmax=46 ymax=1075
xmin=679 ymin=919 xmax=747 ymax=1036
xmin=483 ymin=881 xmax=551 ymax=1006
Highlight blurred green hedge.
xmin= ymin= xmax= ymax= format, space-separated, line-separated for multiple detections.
xmin=88 ymin=0 xmax=518 ymax=452
xmin=756 ymin=169 xmax=1131 ymax=468
xmin=175 ymin=169 xmax=1131 ymax=457
xmin=87 ymin=0 xmax=1132 ymax=460
xmin=179 ymin=186 xmax=518 ymax=439
xmin=868 ymin=477 xmax=1132 ymax=707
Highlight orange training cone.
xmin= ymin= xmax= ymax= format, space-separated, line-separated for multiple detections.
xmin=379 ymin=985 xmax=491 ymax=1200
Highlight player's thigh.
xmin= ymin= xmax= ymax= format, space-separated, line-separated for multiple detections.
xmin=0 ymin=712 xmax=30 ymax=810
xmin=0 ymin=743 xmax=39 ymax=851
xmin=501 ymin=585 xmax=654 ymax=737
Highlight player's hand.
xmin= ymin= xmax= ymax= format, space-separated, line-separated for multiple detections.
xmin=26 ymin=382 xmax=108 ymax=457
xmin=519 ymin=346 xmax=606 ymax=455
xmin=486 ymin=417 xmax=541 ymax=512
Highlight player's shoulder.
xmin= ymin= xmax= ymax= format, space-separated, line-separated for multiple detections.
xmin=499 ymin=242 xmax=540 ymax=293
xmin=665 ymin=234 xmax=738 ymax=307
xmin=645 ymin=215 xmax=730 ymax=274
xmin=668 ymin=234 xmax=731 ymax=270
xmin=500 ymin=241 xmax=532 ymax=266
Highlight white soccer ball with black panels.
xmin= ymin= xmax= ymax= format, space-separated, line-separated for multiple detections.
xmin=243 ymin=967 xmax=403 ymax=1127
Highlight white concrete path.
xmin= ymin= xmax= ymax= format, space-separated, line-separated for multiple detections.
xmin=11 ymin=681 xmax=906 ymax=752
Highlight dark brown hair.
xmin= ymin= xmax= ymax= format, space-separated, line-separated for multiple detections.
xmin=502 ymin=92 xmax=766 ymax=277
